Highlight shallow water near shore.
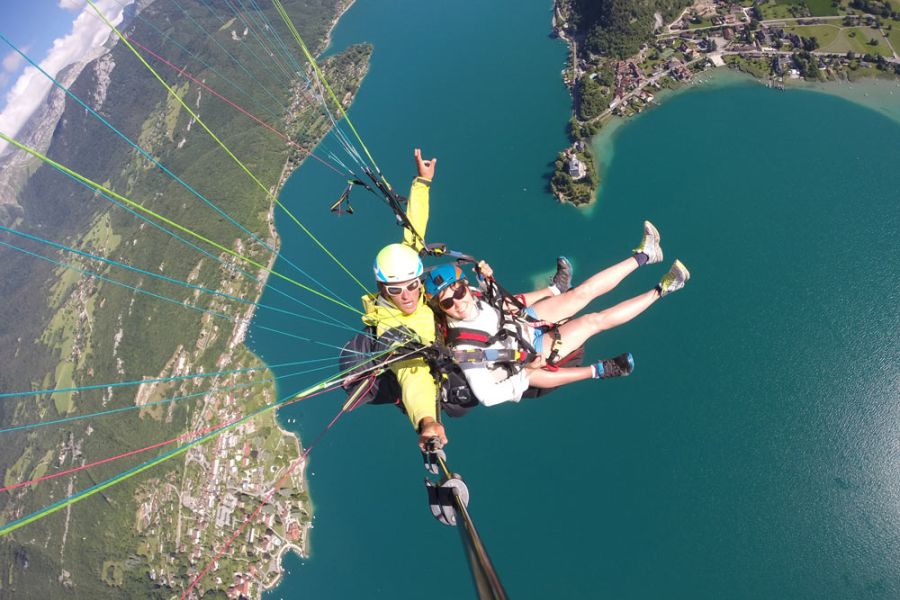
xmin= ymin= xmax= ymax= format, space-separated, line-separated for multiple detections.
xmin=252 ymin=1 xmax=900 ymax=598
xmin=799 ymin=76 xmax=900 ymax=123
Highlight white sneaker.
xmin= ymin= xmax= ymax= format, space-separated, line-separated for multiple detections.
xmin=633 ymin=220 xmax=663 ymax=265
xmin=658 ymin=259 xmax=690 ymax=297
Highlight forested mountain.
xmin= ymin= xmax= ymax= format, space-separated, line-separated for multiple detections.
xmin=0 ymin=0 xmax=368 ymax=596
xmin=573 ymin=0 xmax=693 ymax=58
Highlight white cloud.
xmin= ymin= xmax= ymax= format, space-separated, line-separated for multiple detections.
xmin=0 ymin=1 xmax=131 ymax=153
xmin=2 ymin=49 xmax=26 ymax=73
xmin=59 ymin=0 xmax=86 ymax=12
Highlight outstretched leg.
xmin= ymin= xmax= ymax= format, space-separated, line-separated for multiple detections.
xmin=527 ymin=365 xmax=594 ymax=388
xmin=544 ymin=259 xmax=690 ymax=360
xmin=531 ymin=221 xmax=662 ymax=324
xmin=527 ymin=352 xmax=634 ymax=389
xmin=546 ymin=289 xmax=659 ymax=359
xmin=516 ymin=257 xmax=573 ymax=306
xmin=531 ymin=256 xmax=637 ymax=323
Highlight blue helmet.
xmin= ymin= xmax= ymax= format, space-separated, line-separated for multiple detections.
xmin=423 ymin=263 xmax=466 ymax=298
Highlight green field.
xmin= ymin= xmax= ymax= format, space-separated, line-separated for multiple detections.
xmin=888 ymin=25 xmax=900 ymax=53
xmin=51 ymin=362 xmax=75 ymax=414
xmin=100 ymin=561 xmax=125 ymax=587
xmin=760 ymin=2 xmax=798 ymax=19
xmin=803 ymin=0 xmax=842 ymax=16
xmin=840 ymin=26 xmax=895 ymax=56
xmin=80 ymin=212 xmax=121 ymax=254
xmin=3 ymin=447 xmax=34 ymax=488
xmin=761 ymin=0 xmax=843 ymax=18
xmin=688 ymin=16 xmax=715 ymax=29
xmin=785 ymin=24 xmax=895 ymax=56
xmin=29 ymin=450 xmax=55 ymax=482
xmin=47 ymin=266 xmax=81 ymax=308
xmin=724 ymin=54 xmax=774 ymax=78
xmin=784 ymin=24 xmax=842 ymax=46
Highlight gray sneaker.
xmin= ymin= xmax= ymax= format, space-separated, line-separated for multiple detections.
xmin=658 ymin=259 xmax=690 ymax=297
xmin=633 ymin=220 xmax=663 ymax=265
xmin=551 ymin=256 xmax=573 ymax=293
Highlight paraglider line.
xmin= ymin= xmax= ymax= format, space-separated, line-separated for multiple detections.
xmin=0 ymin=33 xmax=352 ymax=310
xmin=0 ymin=361 xmax=337 ymax=434
xmin=0 ymin=130 xmax=361 ymax=313
xmin=88 ymin=0 xmax=371 ymax=295
xmin=0 ymin=224 xmax=359 ymax=334
xmin=125 ymin=35 xmax=346 ymax=177
xmin=0 ymin=343 xmax=417 ymax=538
xmin=0 ymin=357 xmax=331 ymax=399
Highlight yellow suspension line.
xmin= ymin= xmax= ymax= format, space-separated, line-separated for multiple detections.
xmin=0 ymin=131 xmax=360 ymax=315
xmin=0 ymin=342 xmax=412 ymax=537
xmin=87 ymin=0 xmax=370 ymax=294
xmin=0 ymin=372 xmax=344 ymax=537
xmin=270 ymin=0 xmax=388 ymax=186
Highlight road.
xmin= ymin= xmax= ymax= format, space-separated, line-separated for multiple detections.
xmin=659 ymin=15 xmax=862 ymax=39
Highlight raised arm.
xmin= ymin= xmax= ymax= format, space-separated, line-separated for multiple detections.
xmin=404 ymin=148 xmax=437 ymax=251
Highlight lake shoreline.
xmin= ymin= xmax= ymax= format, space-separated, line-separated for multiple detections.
xmin=584 ymin=67 xmax=900 ymax=211
xmin=257 ymin=0 xmax=360 ymax=594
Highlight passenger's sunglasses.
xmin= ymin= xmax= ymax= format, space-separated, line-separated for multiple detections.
xmin=438 ymin=281 xmax=468 ymax=310
xmin=384 ymin=279 xmax=421 ymax=296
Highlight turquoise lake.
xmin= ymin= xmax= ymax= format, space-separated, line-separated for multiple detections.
xmin=250 ymin=1 xmax=900 ymax=598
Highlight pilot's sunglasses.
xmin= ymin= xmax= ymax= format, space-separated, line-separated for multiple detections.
xmin=439 ymin=282 xmax=468 ymax=309
xmin=384 ymin=279 xmax=421 ymax=296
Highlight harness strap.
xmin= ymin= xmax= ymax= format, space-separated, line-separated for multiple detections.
xmin=452 ymin=348 xmax=529 ymax=367
xmin=544 ymin=335 xmax=565 ymax=371
xmin=445 ymin=327 xmax=492 ymax=348
xmin=481 ymin=277 xmax=533 ymax=321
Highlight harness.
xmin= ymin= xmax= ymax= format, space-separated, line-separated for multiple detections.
xmin=443 ymin=311 xmax=536 ymax=378
xmin=449 ymin=276 xmax=570 ymax=371
xmin=422 ymin=243 xmax=564 ymax=365
xmin=338 ymin=324 xmax=481 ymax=418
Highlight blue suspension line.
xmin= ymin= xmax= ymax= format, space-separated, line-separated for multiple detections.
xmin=103 ymin=0 xmax=285 ymax=119
xmin=169 ymin=0 xmax=288 ymax=109
xmin=0 ymin=35 xmax=355 ymax=312
xmin=0 ymin=357 xmax=335 ymax=399
xmin=206 ymin=0 xmax=296 ymax=83
xmin=0 ymin=240 xmax=353 ymax=355
xmin=0 ymin=224 xmax=358 ymax=335
xmin=0 ymin=360 xmax=337 ymax=434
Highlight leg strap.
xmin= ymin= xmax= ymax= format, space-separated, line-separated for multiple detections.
xmin=544 ymin=331 xmax=564 ymax=371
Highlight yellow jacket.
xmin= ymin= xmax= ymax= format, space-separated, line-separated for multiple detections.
xmin=361 ymin=177 xmax=437 ymax=428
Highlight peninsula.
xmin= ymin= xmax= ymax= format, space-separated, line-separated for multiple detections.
xmin=551 ymin=0 xmax=900 ymax=205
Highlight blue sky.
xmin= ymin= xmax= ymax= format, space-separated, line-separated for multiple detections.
xmin=0 ymin=1 xmax=130 ymax=150
xmin=0 ymin=3 xmax=81 ymax=101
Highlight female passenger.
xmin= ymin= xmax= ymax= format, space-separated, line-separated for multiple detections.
xmin=424 ymin=222 xmax=690 ymax=407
